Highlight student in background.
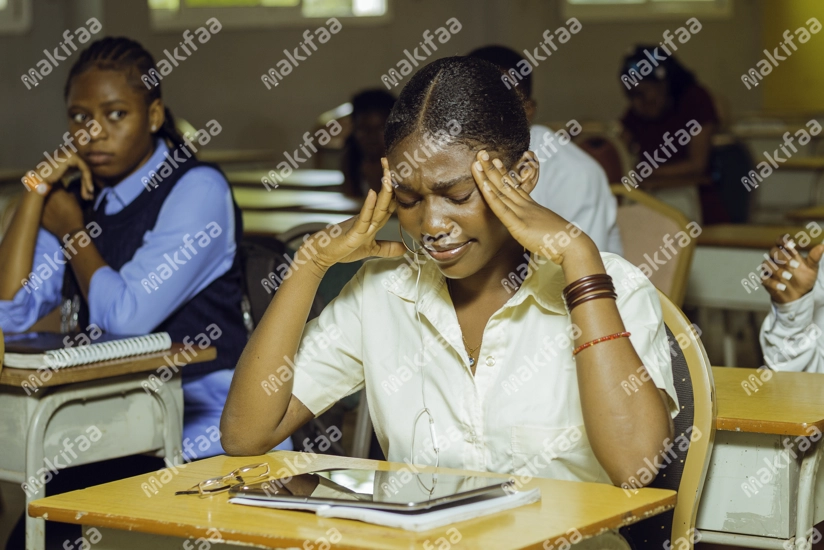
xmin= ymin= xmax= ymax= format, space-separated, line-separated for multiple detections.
xmin=759 ymin=236 xmax=824 ymax=373
xmin=619 ymin=46 xmax=726 ymax=224
xmin=467 ymin=45 xmax=623 ymax=256
xmin=341 ymin=89 xmax=396 ymax=197
xmin=0 ymin=37 xmax=291 ymax=456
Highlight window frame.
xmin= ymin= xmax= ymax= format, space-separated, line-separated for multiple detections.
xmin=562 ymin=0 xmax=732 ymax=22
xmin=0 ymin=0 xmax=32 ymax=35
xmin=148 ymin=0 xmax=392 ymax=32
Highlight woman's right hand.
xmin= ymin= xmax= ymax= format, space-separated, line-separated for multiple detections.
xmin=28 ymin=150 xmax=94 ymax=201
xmin=305 ymin=157 xmax=405 ymax=273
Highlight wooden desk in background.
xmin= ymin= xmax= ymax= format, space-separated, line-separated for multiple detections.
xmin=786 ymin=205 xmax=824 ymax=222
xmin=29 ymin=452 xmax=676 ymax=550
xmin=0 ymin=345 xmax=215 ymax=550
xmin=226 ymin=168 xmax=344 ymax=190
xmin=233 ymin=188 xmax=362 ymax=214
xmin=696 ymin=367 xmax=824 ymax=549
xmin=197 ymin=149 xmax=274 ymax=165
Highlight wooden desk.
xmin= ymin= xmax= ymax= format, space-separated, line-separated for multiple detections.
xmin=226 ymin=169 xmax=344 ymax=190
xmin=713 ymin=366 xmax=824 ymax=436
xmin=0 ymin=343 xmax=215 ymax=388
xmin=696 ymin=224 xmax=824 ymax=250
xmin=696 ymin=367 xmax=824 ymax=549
xmin=198 ymin=150 xmax=274 ymax=165
xmin=786 ymin=205 xmax=824 ymax=222
xmin=29 ymin=452 xmax=676 ymax=550
xmin=233 ymin=188 xmax=361 ymax=214
xmin=242 ymin=211 xmax=401 ymax=245
xmin=0 ymin=346 xmax=215 ymax=550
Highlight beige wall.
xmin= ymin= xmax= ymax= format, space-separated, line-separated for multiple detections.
xmin=1 ymin=0 xmax=764 ymax=171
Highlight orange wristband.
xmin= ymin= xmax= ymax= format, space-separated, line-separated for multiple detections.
xmin=573 ymin=331 xmax=631 ymax=356
xmin=22 ymin=172 xmax=51 ymax=196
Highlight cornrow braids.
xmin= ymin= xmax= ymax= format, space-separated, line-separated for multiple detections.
xmin=64 ymin=37 xmax=187 ymax=151
xmin=385 ymin=56 xmax=530 ymax=169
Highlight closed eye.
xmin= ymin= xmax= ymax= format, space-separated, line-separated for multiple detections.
xmin=396 ymin=199 xmax=419 ymax=209
xmin=449 ymin=191 xmax=473 ymax=204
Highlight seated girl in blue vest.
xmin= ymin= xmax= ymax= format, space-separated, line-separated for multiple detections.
xmin=0 ymin=37 xmax=291 ymax=457
xmin=222 ymin=56 xmax=677 ymax=534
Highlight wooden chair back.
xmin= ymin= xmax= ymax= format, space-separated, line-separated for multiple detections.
xmin=610 ymin=184 xmax=696 ymax=307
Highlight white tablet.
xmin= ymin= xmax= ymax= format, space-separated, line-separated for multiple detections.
xmin=228 ymin=468 xmax=513 ymax=512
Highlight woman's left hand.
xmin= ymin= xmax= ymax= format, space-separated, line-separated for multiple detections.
xmin=471 ymin=150 xmax=594 ymax=265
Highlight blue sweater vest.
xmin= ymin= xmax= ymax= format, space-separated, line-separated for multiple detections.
xmin=63 ymin=157 xmax=247 ymax=378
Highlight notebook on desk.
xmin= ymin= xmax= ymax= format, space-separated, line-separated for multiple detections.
xmin=3 ymin=332 xmax=172 ymax=369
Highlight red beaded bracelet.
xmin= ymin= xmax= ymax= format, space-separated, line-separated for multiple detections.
xmin=572 ymin=331 xmax=631 ymax=356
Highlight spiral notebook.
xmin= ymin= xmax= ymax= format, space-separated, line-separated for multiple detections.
xmin=3 ymin=332 xmax=172 ymax=369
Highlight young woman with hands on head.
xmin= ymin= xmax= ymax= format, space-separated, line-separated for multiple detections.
xmin=222 ymin=57 xmax=677 ymax=507
xmin=760 ymin=235 xmax=824 ymax=373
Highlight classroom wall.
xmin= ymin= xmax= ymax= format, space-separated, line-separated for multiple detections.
xmin=761 ymin=0 xmax=824 ymax=115
xmin=0 ymin=0 xmax=765 ymax=171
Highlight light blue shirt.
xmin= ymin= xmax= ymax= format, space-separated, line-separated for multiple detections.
xmin=0 ymin=140 xmax=237 ymax=335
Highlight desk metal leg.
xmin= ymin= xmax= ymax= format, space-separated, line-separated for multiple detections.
xmin=25 ymin=378 xmax=182 ymax=550
xmin=795 ymin=440 xmax=823 ymax=550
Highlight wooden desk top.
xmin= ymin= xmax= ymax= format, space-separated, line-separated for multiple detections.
xmin=713 ymin=367 xmax=824 ymax=436
xmin=697 ymin=224 xmax=824 ymax=250
xmin=29 ymin=452 xmax=676 ymax=550
xmin=198 ymin=150 xmax=275 ymax=165
xmin=776 ymin=157 xmax=824 ymax=171
xmin=227 ymin=169 xmax=344 ymax=189
xmin=0 ymin=344 xmax=215 ymax=388
xmin=234 ymin=188 xmax=362 ymax=214
xmin=786 ymin=205 xmax=824 ymax=222
xmin=243 ymin=211 xmax=352 ymax=237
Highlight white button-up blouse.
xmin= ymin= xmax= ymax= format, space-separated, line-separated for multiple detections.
xmin=291 ymin=252 xmax=679 ymax=483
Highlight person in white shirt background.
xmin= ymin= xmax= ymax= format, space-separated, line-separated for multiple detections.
xmin=760 ymin=235 xmax=824 ymax=373
xmin=467 ymin=45 xmax=623 ymax=256
xmin=221 ymin=56 xmax=677 ymax=535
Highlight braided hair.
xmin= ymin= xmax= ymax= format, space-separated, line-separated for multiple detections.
xmin=385 ymin=56 xmax=530 ymax=169
xmin=64 ymin=37 xmax=187 ymax=151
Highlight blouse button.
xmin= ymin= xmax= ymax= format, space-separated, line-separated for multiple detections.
xmin=485 ymin=356 xmax=496 ymax=367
